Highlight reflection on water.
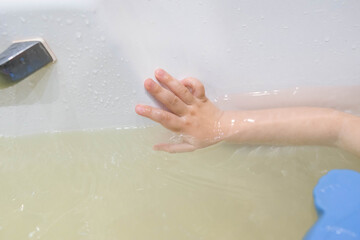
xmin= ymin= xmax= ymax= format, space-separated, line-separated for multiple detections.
xmin=0 ymin=75 xmax=16 ymax=89
xmin=0 ymin=126 xmax=359 ymax=240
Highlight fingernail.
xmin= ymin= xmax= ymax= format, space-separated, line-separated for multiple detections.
xmin=144 ymin=79 xmax=154 ymax=89
xmin=155 ymin=68 xmax=164 ymax=77
xmin=135 ymin=105 xmax=145 ymax=115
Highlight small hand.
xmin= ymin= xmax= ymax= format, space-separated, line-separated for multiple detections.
xmin=135 ymin=69 xmax=225 ymax=153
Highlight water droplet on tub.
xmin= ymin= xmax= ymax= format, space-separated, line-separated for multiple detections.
xmin=76 ymin=32 xmax=82 ymax=39
xmin=66 ymin=19 xmax=73 ymax=25
xmin=20 ymin=17 xmax=26 ymax=23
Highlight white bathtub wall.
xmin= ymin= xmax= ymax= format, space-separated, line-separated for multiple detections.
xmin=0 ymin=0 xmax=359 ymax=135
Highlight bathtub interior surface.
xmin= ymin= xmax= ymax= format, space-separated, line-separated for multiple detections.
xmin=0 ymin=127 xmax=360 ymax=240
xmin=0 ymin=0 xmax=360 ymax=136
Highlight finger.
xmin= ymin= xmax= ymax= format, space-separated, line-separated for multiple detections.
xmin=181 ymin=77 xmax=206 ymax=100
xmin=153 ymin=143 xmax=196 ymax=153
xmin=144 ymin=78 xmax=188 ymax=116
xmin=135 ymin=104 xmax=183 ymax=132
xmin=155 ymin=68 xmax=194 ymax=105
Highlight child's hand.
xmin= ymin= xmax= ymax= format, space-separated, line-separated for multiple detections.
xmin=135 ymin=69 xmax=225 ymax=153
xmin=135 ymin=69 xmax=360 ymax=157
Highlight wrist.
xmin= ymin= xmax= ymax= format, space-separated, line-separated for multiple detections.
xmin=217 ymin=111 xmax=246 ymax=143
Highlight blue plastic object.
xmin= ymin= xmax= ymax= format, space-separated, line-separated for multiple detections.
xmin=304 ymin=169 xmax=360 ymax=240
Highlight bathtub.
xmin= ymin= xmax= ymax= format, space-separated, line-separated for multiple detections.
xmin=1 ymin=0 xmax=359 ymax=136
xmin=0 ymin=0 xmax=359 ymax=239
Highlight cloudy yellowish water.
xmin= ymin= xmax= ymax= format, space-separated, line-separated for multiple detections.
xmin=0 ymin=127 xmax=359 ymax=240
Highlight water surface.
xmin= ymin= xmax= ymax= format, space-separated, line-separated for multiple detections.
xmin=0 ymin=127 xmax=359 ymax=240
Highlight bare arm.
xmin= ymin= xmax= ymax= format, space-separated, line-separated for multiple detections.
xmin=135 ymin=69 xmax=360 ymax=157
xmin=220 ymin=108 xmax=360 ymax=157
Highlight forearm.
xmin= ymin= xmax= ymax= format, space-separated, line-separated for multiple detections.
xmin=137 ymin=69 xmax=360 ymax=155
xmin=219 ymin=107 xmax=360 ymax=156
xmin=337 ymin=114 xmax=360 ymax=157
